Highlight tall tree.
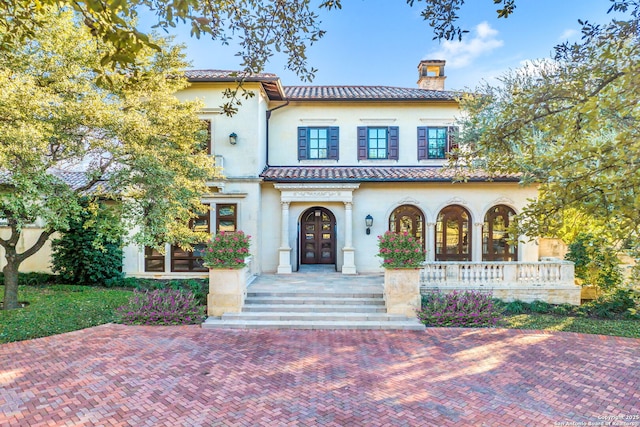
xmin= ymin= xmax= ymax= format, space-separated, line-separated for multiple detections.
xmin=454 ymin=2 xmax=640 ymax=250
xmin=0 ymin=9 xmax=216 ymax=309
xmin=0 ymin=1 xmax=522 ymax=73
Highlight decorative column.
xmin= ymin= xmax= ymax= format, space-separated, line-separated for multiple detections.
xmin=426 ymin=222 xmax=436 ymax=262
xmin=472 ymin=222 xmax=484 ymax=262
xmin=342 ymin=202 xmax=357 ymax=274
xmin=277 ymin=201 xmax=292 ymax=274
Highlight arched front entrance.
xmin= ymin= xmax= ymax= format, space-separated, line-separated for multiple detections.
xmin=300 ymin=207 xmax=336 ymax=265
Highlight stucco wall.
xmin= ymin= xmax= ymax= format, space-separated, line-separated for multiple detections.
xmin=177 ymin=82 xmax=268 ymax=178
xmin=268 ymin=100 xmax=460 ymax=166
xmin=0 ymin=228 xmax=55 ymax=273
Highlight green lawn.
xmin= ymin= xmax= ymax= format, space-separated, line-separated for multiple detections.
xmin=502 ymin=314 xmax=640 ymax=339
xmin=0 ymin=285 xmax=131 ymax=344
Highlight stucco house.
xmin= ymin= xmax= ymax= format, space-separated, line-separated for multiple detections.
xmin=119 ymin=60 xmax=577 ymax=305
xmin=2 ymin=60 xmax=579 ymax=304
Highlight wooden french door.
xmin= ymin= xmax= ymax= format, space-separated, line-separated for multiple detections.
xmin=300 ymin=207 xmax=336 ymax=264
xmin=436 ymin=205 xmax=471 ymax=261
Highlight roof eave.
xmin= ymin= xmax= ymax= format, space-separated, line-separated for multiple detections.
xmin=284 ymin=95 xmax=459 ymax=102
xmin=260 ymin=177 xmax=521 ymax=183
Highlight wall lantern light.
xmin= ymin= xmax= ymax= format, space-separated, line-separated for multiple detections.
xmin=365 ymin=214 xmax=373 ymax=235
xmin=229 ymin=132 xmax=238 ymax=145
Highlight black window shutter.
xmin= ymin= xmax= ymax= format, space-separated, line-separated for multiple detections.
xmin=328 ymin=127 xmax=339 ymax=160
xmin=357 ymin=126 xmax=367 ymax=160
xmin=448 ymin=126 xmax=459 ymax=153
xmin=298 ymin=127 xmax=308 ymax=160
xmin=417 ymin=126 xmax=428 ymax=160
xmin=388 ymin=126 xmax=399 ymax=160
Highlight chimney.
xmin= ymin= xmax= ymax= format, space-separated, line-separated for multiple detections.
xmin=417 ymin=60 xmax=446 ymax=91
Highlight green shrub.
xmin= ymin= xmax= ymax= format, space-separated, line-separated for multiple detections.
xmin=529 ymin=300 xmax=552 ymax=314
xmin=580 ymin=288 xmax=640 ymax=319
xmin=0 ymin=272 xmax=57 ymax=287
xmin=116 ymin=289 xmax=205 ymax=325
xmin=549 ymin=303 xmax=577 ymax=316
xmin=565 ymin=233 xmax=623 ymax=294
xmin=417 ymin=290 xmax=503 ymax=327
xmin=51 ymin=200 xmax=123 ymax=286
xmin=503 ymin=300 xmax=528 ymax=314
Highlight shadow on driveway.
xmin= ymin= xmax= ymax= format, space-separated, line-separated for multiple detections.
xmin=1 ymin=325 xmax=638 ymax=426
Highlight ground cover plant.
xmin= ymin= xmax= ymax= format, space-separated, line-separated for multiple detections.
xmin=501 ymin=314 xmax=639 ymax=339
xmin=417 ymin=290 xmax=502 ymax=327
xmin=0 ymin=284 xmax=131 ymax=343
xmin=116 ymin=289 xmax=205 ymax=326
xmin=109 ymin=277 xmax=208 ymax=306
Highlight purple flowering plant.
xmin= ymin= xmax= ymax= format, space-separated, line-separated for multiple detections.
xmin=377 ymin=231 xmax=426 ymax=268
xmin=116 ymin=289 xmax=204 ymax=325
xmin=202 ymin=231 xmax=251 ymax=269
xmin=417 ymin=290 xmax=503 ymax=327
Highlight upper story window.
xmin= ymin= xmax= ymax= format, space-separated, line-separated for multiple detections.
xmin=367 ymin=128 xmax=387 ymax=159
xmin=196 ymin=119 xmax=212 ymax=155
xmin=417 ymin=126 xmax=458 ymax=160
xmin=357 ymin=126 xmax=399 ymax=160
xmin=298 ymin=127 xmax=339 ymax=160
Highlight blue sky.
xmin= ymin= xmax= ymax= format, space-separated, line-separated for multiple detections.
xmin=155 ymin=1 xmax=617 ymax=90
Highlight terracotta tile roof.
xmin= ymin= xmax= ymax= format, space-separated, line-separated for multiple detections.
xmin=283 ymin=86 xmax=459 ymax=101
xmin=260 ymin=166 xmax=520 ymax=182
xmin=0 ymin=170 xmax=111 ymax=194
xmin=184 ymin=70 xmax=459 ymax=102
xmin=51 ymin=171 xmax=112 ymax=193
xmin=184 ymin=70 xmax=279 ymax=81
xmin=184 ymin=70 xmax=285 ymax=101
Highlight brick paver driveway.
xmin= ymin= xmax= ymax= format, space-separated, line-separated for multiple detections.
xmin=1 ymin=325 xmax=639 ymax=426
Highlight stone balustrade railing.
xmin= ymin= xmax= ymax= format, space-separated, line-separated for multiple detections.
xmin=421 ymin=261 xmax=575 ymax=287
xmin=420 ymin=260 xmax=580 ymax=305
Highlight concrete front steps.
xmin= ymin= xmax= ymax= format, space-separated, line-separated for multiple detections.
xmin=202 ymin=288 xmax=425 ymax=330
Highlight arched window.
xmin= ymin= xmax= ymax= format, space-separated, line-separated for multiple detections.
xmin=483 ymin=205 xmax=518 ymax=261
xmin=436 ymin=205 xmax=471 ymax=261
xmin=389 ymin=205 xmax=425 ymax=250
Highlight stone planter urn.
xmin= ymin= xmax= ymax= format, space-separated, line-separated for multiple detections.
xmin=207 ymin=266 xmax=249 ymax=317
xmin=384 ymin=268 xmax=422 ymax=317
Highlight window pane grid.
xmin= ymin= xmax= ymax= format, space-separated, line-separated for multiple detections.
xmin=368 ymin=128 xmax=387 ymax=159
xmin=428 ymin=127 xmax=447 ymax=159
xmin=309 ymin=128 xmax=329 ymax=159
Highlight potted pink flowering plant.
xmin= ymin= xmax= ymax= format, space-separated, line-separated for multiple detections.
xmin=377 ymin=231 xmax=425 ymax=317
xmin=204 ymin=231 xmax=252 ymax=317
xmin=203 ymin=231 xmax=251 ymax=269
xmin=377 ymin=231 xmax=425 ymax=268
